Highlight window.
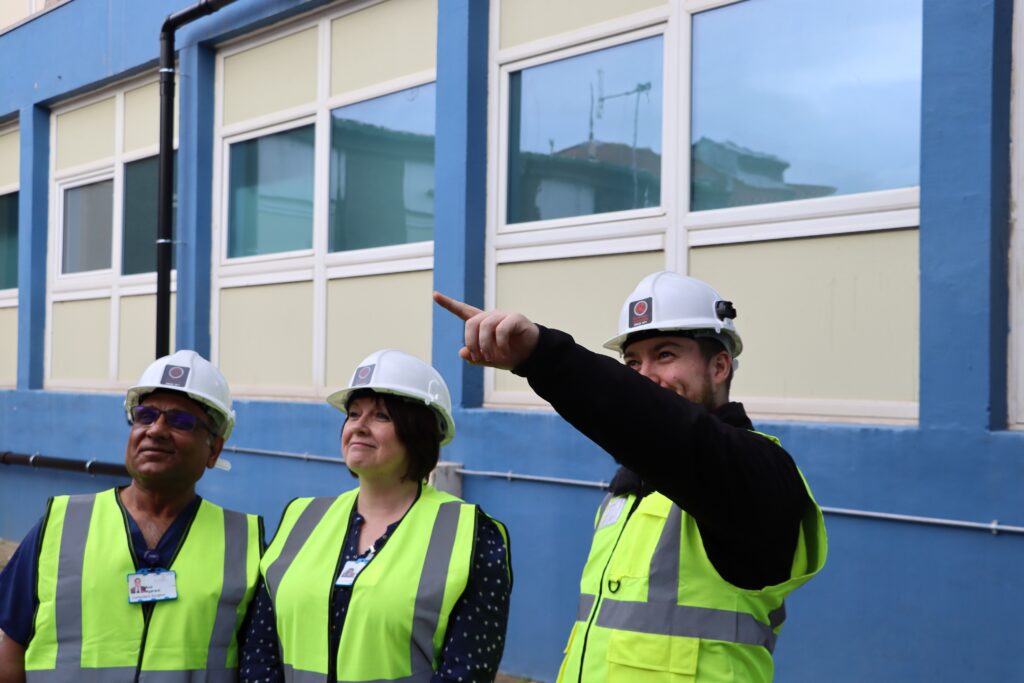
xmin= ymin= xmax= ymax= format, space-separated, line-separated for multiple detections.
xmin=329 ymin=83 xmax=436 ymax=252
xmin=0 ymin=192 xmax=16 ymax=289
xmin=506 ymin=36 xmax=663 ymax=225
xmin=122 ymin=153 xmax=176 ymax=275
xmin=690 ymin=0 xmax=921 ymax=212
xmin=227 ymin=124 xmax=315 ymax=258
xmin=61 ymin=180 xmax=113 ymax=274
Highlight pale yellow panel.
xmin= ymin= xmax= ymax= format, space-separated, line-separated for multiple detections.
xmin=325 ymin=270 xmax=433 ymax=389
xmin=331 ymin=0 xmax=436 ymax=97
xmin=0 ymin=129 xmax=19 ymax=187
xmin=219 ymin=282 xmax=313 ymax=388
xmin=222 ymin=27 xmax=318 ymax=126
xmin=500 ymin=0 xmax=665 ymax=49
xmin=55 ymin=97 xmax=116 ymax=171
xmin=494 ymin=251 xmax=664 ymax=393
xmin=124 ymin=82 xmax=179 ymax=153
xmin=689 ymin=229 xmax=919 ymax=402
xmin=50 ymin=298 xmax=110 ymax=382
xmin=0 ymin=307 xmax=17 ymax=386
xmin=0 ymin=2 xmax=30 ymax=34
xmin=117 ymin=294 xmax=177 ymax=383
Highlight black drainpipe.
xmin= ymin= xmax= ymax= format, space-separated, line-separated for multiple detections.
xmin=157 ymin=0 xmax=238 ymax=358
xmin=1 ymin=451 xmax=129 ymax=478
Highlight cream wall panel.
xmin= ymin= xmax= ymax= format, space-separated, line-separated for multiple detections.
xmin=325 ymin=270 xmax=433 ymax=389
xmin=117 ymin=294 xmax=177 ymax=383
xmin=0 ymin=3 xmax=30 ymax=34
xmin=499 ymin=0 xmax=665 ymax=49
xmin=55 ymin=97 xmax=116 ymax=171
xmin=689 ymin=229 xmax=919 ymax=403
xmin=0 ymin=129 xmax=19 ymax=187
xmin=330 ymin=0 xmax=436 ymax=97
xmin=0 ymin=307 xmax=17 ymax=386
xmin=219 ymin=282 xmax=313 ymax=388
xmin=494 ymin=251 xmax=664 ymax=393
xmin=50 ymin=298 xmax=110 ymax=382
xmin=124 ymin=82 xmax=178 ymax=153
xmin=222 ymin=27 xmax=318 ymax=127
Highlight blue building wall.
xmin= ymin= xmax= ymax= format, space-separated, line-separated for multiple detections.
xmin=1 ymin=1 xmax=1022 ymax=681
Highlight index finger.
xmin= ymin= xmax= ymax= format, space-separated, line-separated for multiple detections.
xmin=432 ymin=291 xmax=484 ymax=321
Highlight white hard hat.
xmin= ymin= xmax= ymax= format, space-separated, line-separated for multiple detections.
xmin=603 ymin=271 xmax=742 ymax=357
xmin=125 ymin=350 xmax=236 ymax=440
xmin=326 ymin=349 xmax=456 ymax=446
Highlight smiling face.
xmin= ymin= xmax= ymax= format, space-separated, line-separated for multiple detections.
xmin=622 ymin=335 xmax=732 ymax=410
xmin=124 ymin=391 xmax=222 ymax=490
xmin=341 ymin=395 xmax=411 ymax=483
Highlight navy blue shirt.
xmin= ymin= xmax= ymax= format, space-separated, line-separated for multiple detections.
xmin=0 ymin=491 xmax=203 ymax=645
xmin=241 ymin=502 xmax=511 ymax=683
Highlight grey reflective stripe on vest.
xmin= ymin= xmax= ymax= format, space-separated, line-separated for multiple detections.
xmin=593 ymin=494 xmax=613 ymax=531
xmin=285 ymin=665 xmax=429 ymax=683
xmin=54 ymin=494 xmax=96 ymax=673
xmin=138 ymin=669 xmax=238 ymax=682
xmin=205 ymin=509 xmax=250 ymax=670
xmin=597 ymin=600 xmax=778 ymax=652
xmin=404 ymin=501 xmax=463 ymax=681
xmin=647 ymin=504 xmax=681 ymax=604
xmin=594 ymin=501 xmax=780 ymax=652
xmin=264 ymin=497 xmax=336 ymax=601
xmin=27 ymin=667 xmax=136 ymax=682
xmin=576 ymin=593 xmax=596 ymax=622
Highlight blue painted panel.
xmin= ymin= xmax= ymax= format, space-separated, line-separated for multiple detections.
xmin=15 ymin=106 xmax=48 ymax=389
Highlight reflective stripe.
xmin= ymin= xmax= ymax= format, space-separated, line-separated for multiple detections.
xmin=593 ymin=494 xmax=613 ymax=531
xmin=284 ymin=663 xmax=428 ymax=683
xmin=27 ymin=667 xmax=135 ymax=682
xmin=406 ymin=502 xmax=462 ymax=679
xmin=646 ymin=504 xmax=681 ymax=604
xmin=206 ymin=509 xmax=249 ymax=670
xmin=54 ymin=494 xmax=96 ymax=673
xmin=596 ymin=599 xmax=779 ymax=652
xmin=576 ymin=593 xmax=595 ymax=622
xmin=138 ymin=669 xmax=238 ymax=682
xmin=265 ymin=497 xmax=335 ymax=601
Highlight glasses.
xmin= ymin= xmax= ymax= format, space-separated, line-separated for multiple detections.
xmin=130 ymin=405 xmax=213 ymax=434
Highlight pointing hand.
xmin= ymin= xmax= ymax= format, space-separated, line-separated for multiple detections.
xmin=433 ymin=291 xmax=540 ymax=370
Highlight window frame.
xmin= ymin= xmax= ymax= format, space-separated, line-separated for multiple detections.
xmin=483 ymin=0 xmax=922 ymax=423
xmin=0 ymin=121 xmax=19 ymax=305
xmin=210 ymin=5 xmax=438 ymax=398
xmin=45 ymin=78 xmax=179 ymax=391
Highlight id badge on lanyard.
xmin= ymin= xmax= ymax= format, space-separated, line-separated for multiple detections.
xmin=127 ymin=568 xmax=178 ymax=604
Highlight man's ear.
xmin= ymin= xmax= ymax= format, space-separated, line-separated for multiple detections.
xmin=206 ymin=435 xmax=225 ymax=469
xmin=710 ymin=350 xmax=732 ymax=386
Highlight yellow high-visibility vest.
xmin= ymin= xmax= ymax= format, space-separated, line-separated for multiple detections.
xmin=25 ymin=488 xmax=261 ymax=683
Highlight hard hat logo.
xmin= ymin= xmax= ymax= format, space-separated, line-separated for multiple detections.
xmin=353 ymin=365 xmax=375 ymax=386
xmin=629 ymin=298 xmax=653 ymax=328
xmin=160 ymin=365 xmax=190 ymax=387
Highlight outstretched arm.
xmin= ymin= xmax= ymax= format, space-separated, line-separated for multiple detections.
xmin=432 ymin=292 xmax=540 ymax=370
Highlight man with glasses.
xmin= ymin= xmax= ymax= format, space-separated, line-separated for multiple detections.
xmin=0 ymin=350 xmax=262 ymax=683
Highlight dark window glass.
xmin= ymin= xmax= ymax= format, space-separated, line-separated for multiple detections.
xmin=690 ymin=0 xmax=921 ymax=211
xmin=62 ymin=180 xmax=113 ymax=273
xmin=228 ymin=125 xmax=315 ymax=258
xmin=507 ymin=36 xmax=663 ymax=224
xmin=0 ymin=192 xmax=17 ymax=289
xmin=329 ymin=84 xmax=436 ymax=252
xmin=122 ymin=153 xmax=176 ymax=275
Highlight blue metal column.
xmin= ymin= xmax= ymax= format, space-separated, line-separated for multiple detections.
xmin=432 ymin=0 xmax=490 ymax=409
xmin=174 ymin=42 xmax=217 ymax=356
xmin=918 ymin=0 xmax=1013 ymax=430
xmin=16 ymin=105 xmax=49 ymax=390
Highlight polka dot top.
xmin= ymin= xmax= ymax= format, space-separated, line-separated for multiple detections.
xmin=240 ymin=503 xmax=512 ymax=683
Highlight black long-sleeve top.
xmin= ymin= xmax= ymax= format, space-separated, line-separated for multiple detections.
xmin=513 ymin=326 xmax=812 ymax=590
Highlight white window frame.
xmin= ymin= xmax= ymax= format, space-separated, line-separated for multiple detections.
xmin=45 ymin=77 xmax=178 ymax=392
xmin=0 ymin=121 xmax=19 ymax=307
xmin=211 ymin=2 xmax=438 ymax=398
xmin=483 ymin=0 xmax=922 ymax=424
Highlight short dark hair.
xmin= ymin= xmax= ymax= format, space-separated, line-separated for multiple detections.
xmin=344 ymin=389 xmax=442 ymax=482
